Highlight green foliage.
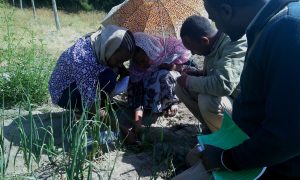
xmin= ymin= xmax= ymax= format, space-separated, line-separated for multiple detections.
xmin=9 ymin=0 xmax=124 ymax=12
xmin=0 ymin=7 xmax=55 ymax=107
xmin=79 ymin=0 xmax=94 ymax=11
xmin=15 ymin=103 xmax=47 ymax=172
xmin=101 ymin=0 xmax=123 ymax=12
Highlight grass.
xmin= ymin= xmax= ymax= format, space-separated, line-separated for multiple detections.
xmin=0 ymin=6 xmax=106 ymax=57
xmin=0 ymin=4 xmax=106 ymax=107
xmin=0 ymin=6 xmax=55 ymax=107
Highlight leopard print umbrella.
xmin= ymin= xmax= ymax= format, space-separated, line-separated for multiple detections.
xmin=101 ymin=0 xmax=208 ymax=38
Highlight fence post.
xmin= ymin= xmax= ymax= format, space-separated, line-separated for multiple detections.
xmin=19 ymin=0 xmax=22 ymax=9
xmin=51 ymin=0 xmax=61 ymax=30
xmin=31 ymin=0 xmax=36 ymax=19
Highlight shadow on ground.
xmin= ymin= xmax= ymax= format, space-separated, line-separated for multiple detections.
xmin=3 ymin=111 xmax=70 ymax=147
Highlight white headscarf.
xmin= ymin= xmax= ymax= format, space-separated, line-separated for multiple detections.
xmin=90 ymin=25 xmax=134 ymax=65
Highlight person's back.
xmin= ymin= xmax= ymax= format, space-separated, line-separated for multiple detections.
xmin=197 ymin=0 xmax=300 ymax=178
xmin=196 ymin=33 xmax=245 ymax=99
xmin=231 ymin=0 xmax=300 ymax=177
xmin=49 ymin=25 xmax=135 ymax=115
xmin=49 ymin=36 xmax=105 ymax=107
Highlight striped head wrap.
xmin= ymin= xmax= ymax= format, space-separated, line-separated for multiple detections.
xmin=90 ymin=25 xmax=135 ymax=65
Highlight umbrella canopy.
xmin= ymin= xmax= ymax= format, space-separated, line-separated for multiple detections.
xmin=101 ymin=0 xmax=208 ymax=38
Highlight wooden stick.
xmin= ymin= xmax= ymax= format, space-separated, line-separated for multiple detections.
xmin=31 ymin=0 xmax=36 ymax=19
xmin=19 ymin=0 xmax=22 ymax=9
xmin=51 ymin=0 xmax=61 ymax=30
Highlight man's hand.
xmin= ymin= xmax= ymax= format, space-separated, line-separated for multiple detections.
xmin=199 ymin=145 xmax=224 ymax=171
xmin=177 ymin=73 xmax=188 ymax=89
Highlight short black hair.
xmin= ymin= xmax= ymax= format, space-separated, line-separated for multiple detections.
xmin=180 ymin=15 xmax=216 ymax=40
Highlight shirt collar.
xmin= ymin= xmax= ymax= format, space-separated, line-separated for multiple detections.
xmin=207 ymin=33 xmax=226 ymax=57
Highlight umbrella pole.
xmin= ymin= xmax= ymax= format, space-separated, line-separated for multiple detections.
xmin=157 ymin=0 xmax=167 ymax=57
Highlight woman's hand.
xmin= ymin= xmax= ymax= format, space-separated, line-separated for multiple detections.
xmin=134 ymin=108 xmax=143 ymax=133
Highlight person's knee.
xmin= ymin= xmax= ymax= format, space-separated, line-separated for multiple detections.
xmin=198 ymin=94 xmax=222 ymax=115
xmin=186 ymin=146 xmax=201 ymax=167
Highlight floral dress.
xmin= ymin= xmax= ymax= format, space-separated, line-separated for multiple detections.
xmin=48 ymin=37 xmax=107 ymax=107
xmin=128 ymin=69 xmax=180 ymax=113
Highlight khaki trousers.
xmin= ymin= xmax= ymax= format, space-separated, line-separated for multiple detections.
xmin=172 ymin=145 xmax=214 ymax=180
xmin=175 ymin=84 xmax=233 ymax=132
xmin=172 ymin=160 xmax=212 ymax=180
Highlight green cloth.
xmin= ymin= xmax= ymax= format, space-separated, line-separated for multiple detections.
xmin=198 ymin=112 xmax=266 ymax=180
xmin=187 ymin=34 xmax=247 ymax=98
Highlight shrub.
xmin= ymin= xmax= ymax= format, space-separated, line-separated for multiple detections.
xmin=0 ymin=6 xmax=55 ymax=107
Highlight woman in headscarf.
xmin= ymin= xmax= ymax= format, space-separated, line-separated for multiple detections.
xmin=49 ymin=25 xmax=135 ymax=118
xmin=126 ymin=32 xmax=192 ymax=136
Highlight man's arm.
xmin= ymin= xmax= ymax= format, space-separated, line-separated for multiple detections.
xmin=186 ymin=36 xmax=247 ymax=96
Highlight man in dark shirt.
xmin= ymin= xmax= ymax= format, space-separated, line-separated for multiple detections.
xmin=173 ymin=0 xmax=300 ymax=179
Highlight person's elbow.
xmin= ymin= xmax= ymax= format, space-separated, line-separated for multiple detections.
xmin=213 ymin=79 xmax=236 ymax=96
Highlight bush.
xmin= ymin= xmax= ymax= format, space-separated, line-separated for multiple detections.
xmin=0 ymin=6 xmax=55 ymax=107
xmin=100 ymin=0 xmax=123 ymax=12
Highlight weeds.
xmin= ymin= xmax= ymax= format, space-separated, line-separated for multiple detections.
xmin=0 ymin=4 xmax=55 ymax=107
xmin=65 ymin=114 xmax=90 ymax=179
xmin=9 ymin=96 xmax=122 ymax=179
xmin=15 ymin=99 xmax=47 ymax=172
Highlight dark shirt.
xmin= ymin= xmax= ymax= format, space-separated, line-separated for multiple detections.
xmin=228 ymin=0 xmax=300 ymax=177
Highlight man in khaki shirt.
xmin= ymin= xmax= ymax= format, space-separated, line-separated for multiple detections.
xmin=176 ymin=15 xmax=247 ymax=134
